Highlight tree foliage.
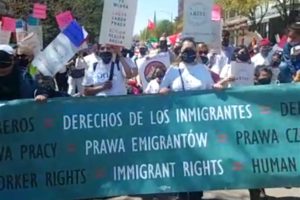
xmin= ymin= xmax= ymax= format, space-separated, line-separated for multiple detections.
xmin=0 ymin=0 xmax=104 ymax=46
xmin=139 ymin=20 xmax=176 ymax=41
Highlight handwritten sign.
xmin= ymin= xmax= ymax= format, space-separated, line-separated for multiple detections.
xmin=0 ymin=30 xmax=11 ymax=44
xmin=56 ymin=11 xmax=73 ymax=29
xmin=182 ymin=0 xmax=213 ymax=43
xmin=0 ymin=85 xmax=300 ymax=199
xmin=99 ymin=0 xmax=138 ymax=48
xmin=27 ymin=25 xmax=43 ymax=51
xmin=230 ymin=62 xmax=255 ymax=87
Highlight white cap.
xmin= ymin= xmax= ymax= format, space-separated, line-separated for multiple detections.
xmin=0 ymin=45 xmax=14 ymax=55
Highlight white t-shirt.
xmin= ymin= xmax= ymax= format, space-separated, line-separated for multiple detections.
xmin=210 ymin=53 xmax=229 ymax=75
xmin=251 ymin=53 xmax=271 ymax=67
xmin=144 ymin=79 xmax=160 ymax=94
xmin=160 ymin=63 xmax=214 ymax=92
xmin=75 ymin=57 xmax=88 ymax=70
xmin=82 ymin=59 xmax=127 ymax=97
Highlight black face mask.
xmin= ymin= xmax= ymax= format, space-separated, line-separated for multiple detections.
xmin=257 ymin=77 xmax=271 ymax=85
xmin=181 ymin=49 xmax=197 ymax=64
xmin=200 ymin=56 xmax=209 ymax=64
xmin=174 ymin=47 xmax=181 ymax=56
xmin=99 ymin=52 xmax=113 ymax=64
xmin=139 ymin=48 xmax=147 ymax=56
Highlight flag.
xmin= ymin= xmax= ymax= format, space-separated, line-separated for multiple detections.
xmin=147 ymin=20 xmax=155 ymax=30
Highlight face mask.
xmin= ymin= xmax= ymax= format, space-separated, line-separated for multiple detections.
xmin=200 ymin=56 xmax=209 ymax=64
xmin=181 ymin=49 xmax=197 ymax=64
xmin=257 ymin=77 xmax=271 ymax=85
xmin=139 ymin=48 xmax=147 ymax=56
xmin=99 ymin=52 xmax=113 ymax=64
xmin=160 ymin=41 xmax=168 ymax=50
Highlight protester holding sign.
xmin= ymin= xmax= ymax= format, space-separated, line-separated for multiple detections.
xmin=219 ymin=46 xmax=255 ymax=88
xmin=83 ymin=44 xmax=137 ymax=97
xmin=144 ymin=67 xmax=165 ymax=94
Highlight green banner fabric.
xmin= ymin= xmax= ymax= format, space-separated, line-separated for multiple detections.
xmin=0 ymin=85 xmax=300 ymax=199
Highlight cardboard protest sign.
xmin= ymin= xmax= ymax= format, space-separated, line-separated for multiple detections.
xmin=0 ymin=30 xmax=11 ymax=44
xmin=137 ymin=52 xmax=170 ymax=90
xmin=230 ymin=62 xmax=255 ymax=87
xmin=32 ymin=33 xmax=78 ymax=76
xmin=182 ymin=0 xmax=213 ymax=43
xmin=18 ymin=32 xmax=42 ymax=56
xmin=27 ymin=25 xmax=43 ymax=50
xmin=99 ymin=0 xmax=138 ymax=48
xmin=208 ymin=20 xmax=222 ymax=54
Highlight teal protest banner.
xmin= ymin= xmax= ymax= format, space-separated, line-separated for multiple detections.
xmin=0 ymin=85 xmax=300 ymax=199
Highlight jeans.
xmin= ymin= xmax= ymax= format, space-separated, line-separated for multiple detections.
xmin=278 ymin=62 xmax=293 ymax=83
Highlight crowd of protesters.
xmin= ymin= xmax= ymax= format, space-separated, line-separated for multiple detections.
xmin=0 ymin=19 xmax=299 ymax=200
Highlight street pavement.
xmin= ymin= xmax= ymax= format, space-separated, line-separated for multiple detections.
xmin=101 ymin=188 xmax=300 ymax=200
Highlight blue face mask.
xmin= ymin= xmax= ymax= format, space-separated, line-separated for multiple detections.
xmin=181 ymin=49 xmax=196 ymax=64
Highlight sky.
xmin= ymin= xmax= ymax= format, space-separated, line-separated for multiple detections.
xmin=133 ymin=0 xmax=178 ymax=35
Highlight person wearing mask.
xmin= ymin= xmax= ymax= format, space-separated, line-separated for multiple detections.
xmin=197 ymin=42 xmax=209 ymax=65
xmin=173 ymin=40 xmax=182 ymax=58
xmin=0 ymin=45 xmax=49 ymax=102
xmin=219 ymin=45 xmax=255 ymax=88
xmin=16 ymin=44 xmax=34 ymax=71
xmin=155 ymin=35 xmax=176 ymax=63
xmin=254 ymin=66 xmax=273 ymax=85
xmin=82 ymin=44 xmax=138 ymax=97
xmin=159 ymin=38 xmax=222 ymax=200
xmin=279 ymin=22 xmax=300 ymax=83
xmin=68 ymin=51 xmax=88 ymax=96
xmin=251 ymin=38 xmax=273 ymax=68
xmin=144 ymin=67 xmax=165 ymax=94
xmin=211 ymin=30 xmax=235 ymax=75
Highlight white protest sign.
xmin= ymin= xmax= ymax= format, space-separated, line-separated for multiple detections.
xmin=32 ymin=33 xmax=78 ymax=76
xmin=182 ymin=0 xmax=213 ymax=43
xmin=208 ymin=20 xmax=222 ymax=54
xmin=27 ymin=25 xmax=43 ymax=50
xmin=0 ymin=30 xmax=11 ymax=44
xmin=99 ymin=0 xmax=138 ymax=48
xmin=137 ymin=52 xmax=170 ymax=91
xmin=230 ymin=62 xmax=255 ymax=87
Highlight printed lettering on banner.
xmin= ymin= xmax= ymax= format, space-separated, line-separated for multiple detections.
xmin=99 ymin=0 xmax=138 ymax=48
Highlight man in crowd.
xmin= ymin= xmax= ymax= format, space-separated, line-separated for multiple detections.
xmin=279 ymin=22 xmax=300 ymax=83
xmin=211 ymin=30 xmax=235 ymax=74
xmin=83 ymin=44 xmax=137 ymax=97
xmin=251 ymin=38 xmax=273 ymax=67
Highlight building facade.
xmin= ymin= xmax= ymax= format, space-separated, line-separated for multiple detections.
xmin=223 ymin=0 xmax=300 ymax=45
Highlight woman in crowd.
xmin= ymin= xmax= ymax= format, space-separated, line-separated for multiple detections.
xmin=160 ymin=38 xmax=222 ymax=95
xmin=159 ymin=37 xmax=223 ymax=200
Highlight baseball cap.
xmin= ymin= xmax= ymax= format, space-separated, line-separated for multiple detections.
xmin=0 ymin=45 xmax=14 ymax=68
